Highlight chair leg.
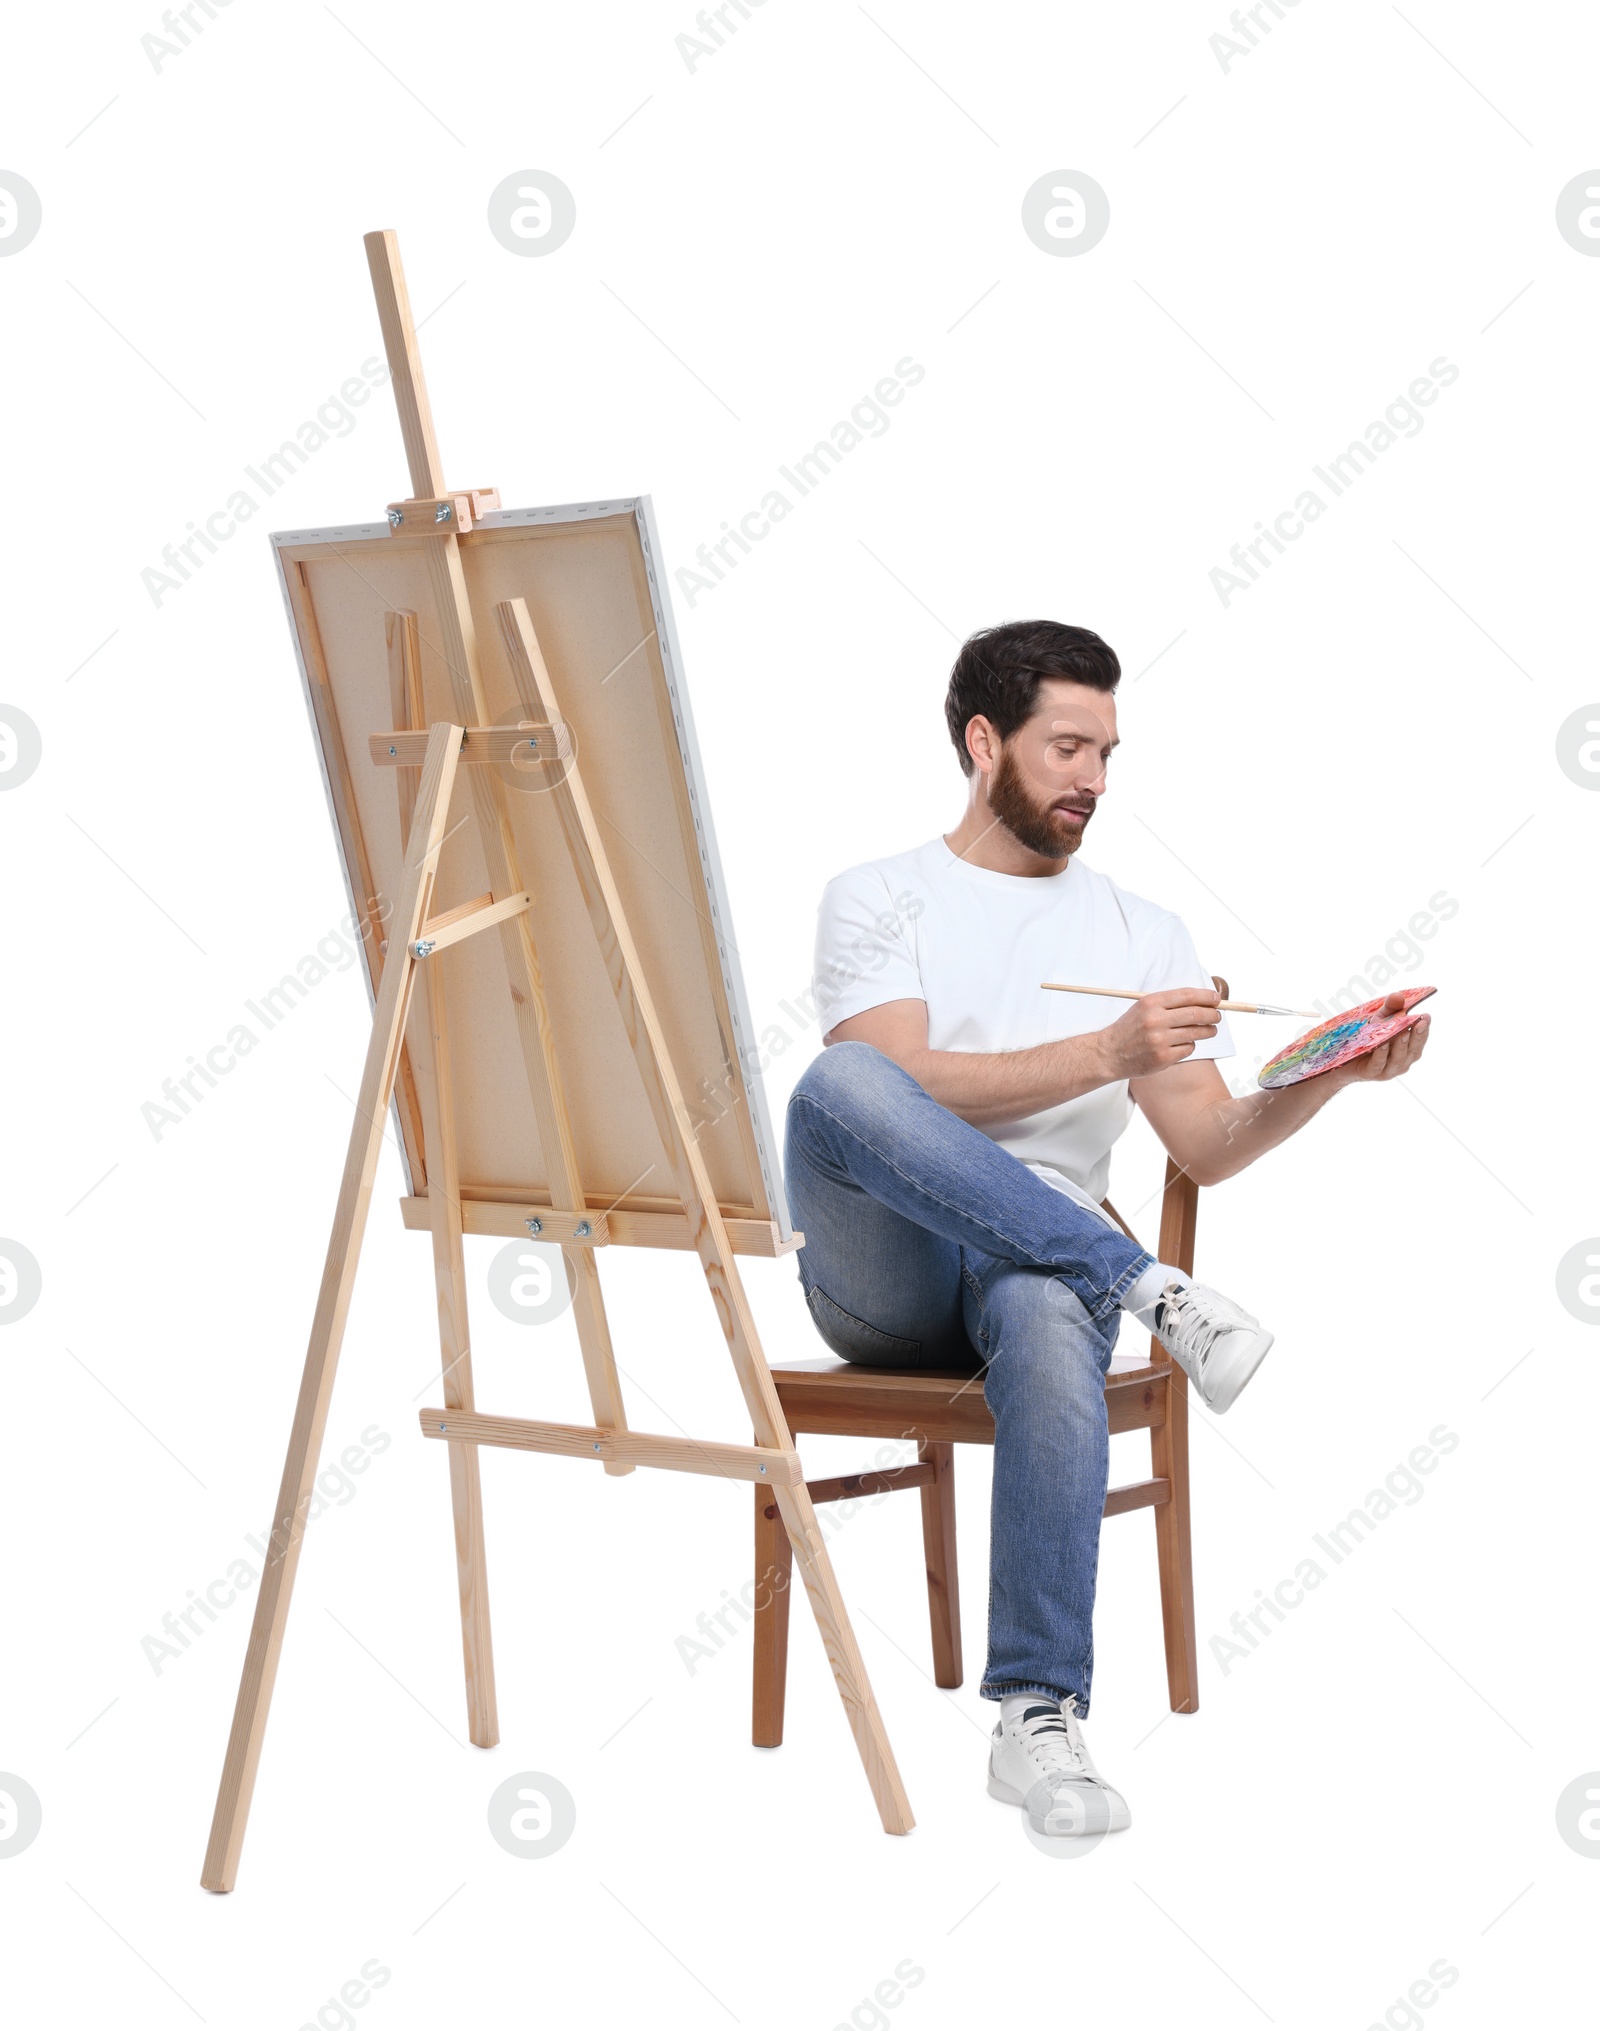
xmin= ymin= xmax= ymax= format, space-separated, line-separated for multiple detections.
xmin=918 ymin=1441 xmax=962 ymax=1689
xmin=1150 ymin=1370 xmax=1199 ymax=1712
xmin=752 ymin=1470 xmax=794 ymax=1746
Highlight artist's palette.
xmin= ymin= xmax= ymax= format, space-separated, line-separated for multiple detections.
xmin=1258 ymin=987 xmax=1436 ymax=1089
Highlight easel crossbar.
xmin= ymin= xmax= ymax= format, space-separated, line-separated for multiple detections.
xmin=420 ymin=1409 xmax=801 ymax=1484
xmin=370 ymin=725 xmax=568 ymax=768
xmin=413 ymin=889 xmax=531 ymax=956
xmin=398 ymin=1195 xmax=793 ymax=1256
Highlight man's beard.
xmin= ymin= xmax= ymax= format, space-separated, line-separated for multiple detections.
xmin=987 ymin=745 xmax=1094 ymax=860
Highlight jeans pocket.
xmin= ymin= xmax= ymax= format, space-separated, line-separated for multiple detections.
xmin=804 ymin=1283 xmax=922 ymax=1367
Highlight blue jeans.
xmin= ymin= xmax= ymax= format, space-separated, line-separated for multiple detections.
xmin=783 ymin=1042 xmax=1155 ymax=1712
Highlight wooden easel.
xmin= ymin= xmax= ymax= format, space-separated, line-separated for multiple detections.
xmin=200 ymin=232 xmax=912 ymax=1892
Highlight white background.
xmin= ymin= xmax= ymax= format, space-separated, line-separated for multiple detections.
xmin=2 ymin=0 xmax=1596 ymax=2025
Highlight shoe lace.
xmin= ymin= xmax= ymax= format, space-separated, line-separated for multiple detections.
xmin=1017 ymin=1702 xmax=1092 ymax=1785
xmin=1161 ymin=1284 xmax=1230 ymax=1376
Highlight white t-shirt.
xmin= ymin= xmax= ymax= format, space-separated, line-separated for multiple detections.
xmin=812 ymin=837 xmax=1234 ymax=1227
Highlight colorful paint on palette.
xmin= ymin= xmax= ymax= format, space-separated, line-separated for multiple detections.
xmin=1257 ymin=987 xmax=1436 ymax=1090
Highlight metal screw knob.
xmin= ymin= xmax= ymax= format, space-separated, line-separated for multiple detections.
xmin=434 ymin=502 xmax=453 ymax=524
xmin=574 ymin=1220 xmax=592 ymax=1238
xmin=526 ymin=1217 xmax=543 ymax=1235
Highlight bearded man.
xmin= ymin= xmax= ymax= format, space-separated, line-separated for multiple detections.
xmin=784 ymin=619 xmax=1429 ymax=1837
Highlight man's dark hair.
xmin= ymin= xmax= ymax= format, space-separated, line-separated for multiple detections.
xmin=944 ymin=620 xmax=1120 ymax=776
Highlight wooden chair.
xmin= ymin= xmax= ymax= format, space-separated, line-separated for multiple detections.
xmin=752 ymin=980 xmax=1230 ymax=1747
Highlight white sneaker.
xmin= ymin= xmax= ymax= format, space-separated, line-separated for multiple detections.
xmin=987 ymin=1698 xmax=1131 ymax=1838
xmin=1139 ymin=1279 xmax=1274 ymax=1413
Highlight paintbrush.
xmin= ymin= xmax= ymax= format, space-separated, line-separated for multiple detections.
xmin=1041 ymin=982 xmax=1321 ymax=1018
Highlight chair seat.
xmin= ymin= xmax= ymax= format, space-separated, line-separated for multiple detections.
xmin=770 ymin=1354 xmax=1170 ymax=1447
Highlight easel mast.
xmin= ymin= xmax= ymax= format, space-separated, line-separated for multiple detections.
xmin=201 ymin=232 xmax=912 ymax=1892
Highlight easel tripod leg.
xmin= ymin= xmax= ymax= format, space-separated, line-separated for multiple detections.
xmin=774 ymin=1483 xmax=916 ymax=1835
xmin=493 ymin=596 xmax=914 ymax=1833
xmin=201 ymin=981 xmax=419 ymax=1890
xmin=421 ymin=960 xmax=499 ymax=1747
xmin=201 ymin=723 xmax=462 ymax=1892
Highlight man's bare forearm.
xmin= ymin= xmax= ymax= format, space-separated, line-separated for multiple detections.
xmin=893 ymin=1035 xmax=1114 ymax=1124
xmin=830 ymin=989 xmax=1228 ymax=1125
xmin=1162 ymin=1072 xmax=1348 ymax=1185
